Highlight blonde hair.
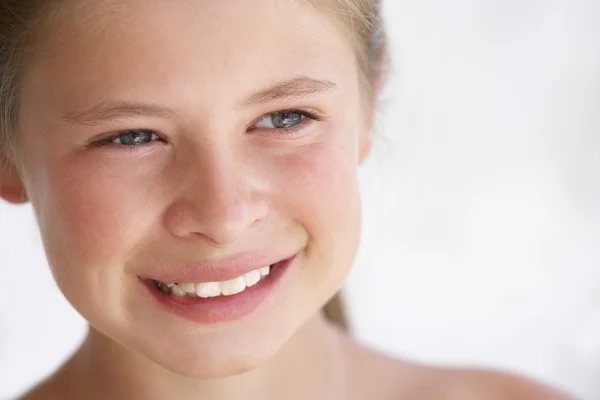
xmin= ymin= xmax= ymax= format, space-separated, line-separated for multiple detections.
xmin=0 ymin=0 xmax=389 ymax=329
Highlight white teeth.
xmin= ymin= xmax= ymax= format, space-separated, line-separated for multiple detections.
xmin=171 ymin=284 xmax=186 ymax=296
xmin=195 ymin=282 xmax=221 ymax=298
xmin=178 ymin=282 xmax=196 ymax=294
xmin=158 ymin=264 xmax=274 ymax=298
xmin=220 ymin=277 xmax=246 ymax=296
xmin=244 ymin=270 xmax=261 ymax=287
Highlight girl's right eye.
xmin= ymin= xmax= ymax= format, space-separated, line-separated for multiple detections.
xmin=111 ymin=129 xmax=160 ymax=146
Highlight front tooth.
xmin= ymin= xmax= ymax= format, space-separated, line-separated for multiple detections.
xmin=259 ymin=266 xmax=271 ymax=277
xmin=220 ymin=277 xmax=246 ymax=296
xmin=179 ymin=282 xmax=196 ymax=294
xmin=196 ymin=282 xmax=221 ymax=298
xmin=171 ymin=284 xmax=186 ymax=296
xmin=244 ymin=270 xmax=261 ymax=287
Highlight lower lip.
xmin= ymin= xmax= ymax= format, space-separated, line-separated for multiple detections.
xmin=140 ymin=255 xmax=295 ymax=324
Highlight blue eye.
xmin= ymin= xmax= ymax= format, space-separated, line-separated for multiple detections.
xmin=112 ymin=129 xmax=160 ymax=146
xmin=255 ymin=112 xmax=305 ymax=129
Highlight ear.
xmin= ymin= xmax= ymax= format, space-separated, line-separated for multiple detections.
xmin=0 ymin=151 xmax=28 ymax=204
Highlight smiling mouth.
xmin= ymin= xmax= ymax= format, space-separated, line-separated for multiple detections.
xmin=140 ymin=255 xmax=297 ymax=323
xmin=149 ymin=265 xmax=273 ymax=298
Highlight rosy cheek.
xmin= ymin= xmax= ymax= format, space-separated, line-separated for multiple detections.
xmin=38 ymin=156 xmax=164 ymax=266
xmin=269 ymin=129 xmax=360 ymax=230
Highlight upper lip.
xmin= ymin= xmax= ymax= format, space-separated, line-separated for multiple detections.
xmin=139 ymin=251 xmax=297 ymax=284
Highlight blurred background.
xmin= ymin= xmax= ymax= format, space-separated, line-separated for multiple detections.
xmin=1 ymin=0 xmax=599 ymax=398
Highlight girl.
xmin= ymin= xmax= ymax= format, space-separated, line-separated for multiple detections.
xmin=0 ymin=0 xmax=572 ymax=398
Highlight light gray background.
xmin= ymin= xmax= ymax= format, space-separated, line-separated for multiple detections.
xmin=1 ymin=1 xmax=599 ymax=399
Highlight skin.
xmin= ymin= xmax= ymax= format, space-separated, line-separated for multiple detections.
xmin=0 ymin=0 xmax=573 ymax=399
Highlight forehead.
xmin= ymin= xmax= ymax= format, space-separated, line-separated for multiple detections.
xmin=23 ymin=0 xmax=358 ymax=116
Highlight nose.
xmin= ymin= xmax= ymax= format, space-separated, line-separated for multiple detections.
xmin=163 ymin=146 xmax=270 ymax=246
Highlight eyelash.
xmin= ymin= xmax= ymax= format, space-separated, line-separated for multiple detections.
xmin=91 ymin=108 xmax=321 ymax=149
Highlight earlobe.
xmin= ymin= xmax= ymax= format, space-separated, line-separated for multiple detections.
xmin=0 ymin=152 xmax=28 ymax=204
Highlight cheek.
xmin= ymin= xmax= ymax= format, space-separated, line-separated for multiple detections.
xmin=33 ymin=155 xmax=163 ymax=274
xmin=270 ymin=127 xmax=362 ymax=278
xmin=278 ymin=127 xmax=361 ymax=229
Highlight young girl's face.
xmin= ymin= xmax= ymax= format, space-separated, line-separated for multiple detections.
xmin=14 ymin=0 xmax=370 ymax=377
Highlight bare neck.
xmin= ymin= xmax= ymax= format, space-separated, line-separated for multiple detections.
xmin=35 ymin=314 xmax=349 ymax=400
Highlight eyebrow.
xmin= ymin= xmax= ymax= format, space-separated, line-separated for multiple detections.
xmin=63 ymin=76 xmax=337 ymax=125
xmin=63 ymin=102 xmax=176 ymax=126
xmin=243 ymin=76 xmax=337 ymax=106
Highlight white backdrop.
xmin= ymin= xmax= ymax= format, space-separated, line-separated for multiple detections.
xmin=1 ymin=1 xmax=599 ymax=399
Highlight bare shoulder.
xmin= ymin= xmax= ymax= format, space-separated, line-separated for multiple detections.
xmin=18 ymin=361 xmax=75 ymax=400
xmin=19 ymin=380 xmax=64 ymax=400
xmin=341 ymin=335 xmax=574 ymax=400
xmin=435 ymin=367 xmax=575 ymax=400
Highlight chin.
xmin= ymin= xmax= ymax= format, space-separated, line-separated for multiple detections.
xmin=155 ymin=350 xmax=270 ymax=379
xmin=147 ymin=338 xmax=283 ymax=379
xmin=124 ymin=313 xmax=304 ymax=379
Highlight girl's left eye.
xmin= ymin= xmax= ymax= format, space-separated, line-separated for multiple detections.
xmin=254 ymin=111 xmax=305 ymax=129
xmin=251 ymin=110 xmax=319 ymax=134
xmin=111 ymin=129 xmax=160 ymax=146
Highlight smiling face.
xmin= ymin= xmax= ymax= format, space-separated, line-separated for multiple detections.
xmin=7 ymin=0 xmax=372 ymax=377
